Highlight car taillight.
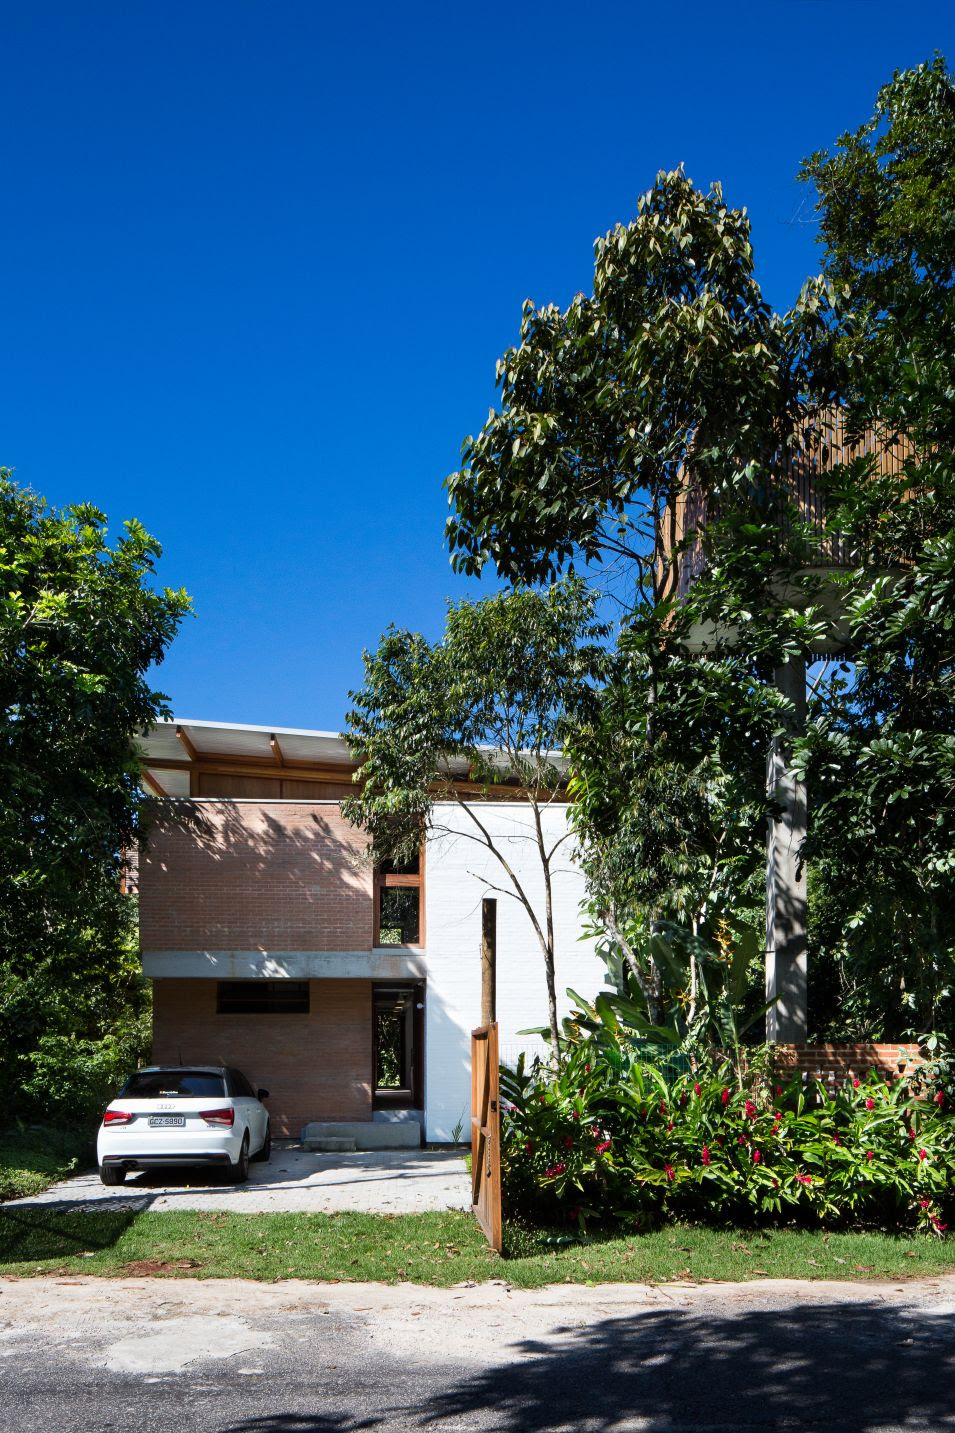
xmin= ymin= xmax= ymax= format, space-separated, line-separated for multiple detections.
xmin=103 ymin=1110 xmax=133 ymax=1125
xmin=200 ymin=1107 xmax=235 ymax=1126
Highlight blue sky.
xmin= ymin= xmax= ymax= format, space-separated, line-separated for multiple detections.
xmin=4 ymin=3 xmax=953 ymax=730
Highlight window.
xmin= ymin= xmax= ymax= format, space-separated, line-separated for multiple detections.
xmin=228 ymin=1069 xmax=256 ymax=1098
xmin=121 ymin=1069 xmax=227 ymax=1099
xmin=374 ymin=850 xmax=423 ymax=946
xmin=216 ymin=981 xmax=310 ymax=1014
xmin=373 ymin=983 xmax=423 ymax=1108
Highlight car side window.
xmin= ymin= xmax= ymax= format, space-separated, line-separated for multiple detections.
xmin=229 ymin=1069 xmax=255 ymax=1099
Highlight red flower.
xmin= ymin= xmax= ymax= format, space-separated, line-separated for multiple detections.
xmin=866 ymin=1150 xmax=874 ymax=1161
xmin=852 ymin=1078 xmax=860 ymax=1089
xmin=716 ymin=1136 xmax=724 ymax=1147
xmin=931 ymin=1217 xmax=948 ymax=1232
xmin=524 ymin=1140 xmax=535 ymax=1154
xmin=833 ymin=1134 xmax=841 ymax=1146
xmin=591 ymin=1125 xmax=601 ymax=1137
xmin=737 ymin=1135 xmax=747 ymax=1145
xmin=934 ymin=1090 xmax=945 ymax=1107
xmin=775 ymin=1085 xmax=783 ymax=1096
xmin=909 ymin=1128 xmax=917 ymax=1141
xmin=865 ymin=1097 xmax=875 ymax=1111
xmin=919 ymin=1198 xmax=931 ymax=1210
xmin=572 ymin=1111 xmax=580 ymax=1122
xmin=694 ymin=1082 xmax=701 ymax=1097
xmin=666 ymin=1120 xmax=674 ymax=1132
xmin=595 ymin=1140 xmax=611 ymax=1155
xmin=701 ymin=1146 xmax=711 ymax=1166
xmin=919 ymin=1148 xmax=928 ymax=1162
xmin=659 ymin=1099 xmax=667 ymax=1115
xmin=679 ymin=1092 xmax=687 ymax=1108
xmin=771 ymin=1177 xmax=779 ymax=1189
xmin=544 ymin=1162 xmax=566 ymax=1178
xmin=664 ymin=1163 xmax=675 ymax=1182
xmin=563 ymin=1136 xmax=574 ymax=1149
xmin=578 ymin=1087 xmax=585 ymax=1097
xmin=753 ymin=1149 xmax=761 ymax=1164
xmin=771 ymin=1121 xmax=781 ymax=1135
xmin=744 ymin=1100 xmax=757 ymax=1119
xmin=795 ymin=1172 xmax=812 ymax=1186
xmin=584 ymin=1064 xmax=591 ymax=1074
xmin=721 ymin=1088 xmax=730 ymax=1105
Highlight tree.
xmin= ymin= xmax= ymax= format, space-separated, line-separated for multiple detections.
xmin=0 ymin=473 xmax=190 ymax=1109
xmin=791 ymin=56 xmax=955 ymax=1034
xmin=343 ymin=580 xmax=606 ymax=1049
xmin=444 ymin=59 xmax=955 ymax=1040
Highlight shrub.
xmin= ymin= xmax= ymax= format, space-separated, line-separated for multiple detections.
xmin=500 ymin=1039 xmax=954 ymax=1235
xmin=20 ymin=1015 xmax=151 ymax=1126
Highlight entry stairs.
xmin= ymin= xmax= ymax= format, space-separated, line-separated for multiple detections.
xmin=301 ymin=1119 xmax=422 ymax=1152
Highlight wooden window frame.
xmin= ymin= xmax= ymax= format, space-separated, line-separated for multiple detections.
xmin=372 ymin=845 xmax=425 ymax=949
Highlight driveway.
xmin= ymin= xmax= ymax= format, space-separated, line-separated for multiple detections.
xmin=5 ymin=1145 xmax=471 ymax=1215
xmin=2 ymin=1274 xmax=954 ymax=1431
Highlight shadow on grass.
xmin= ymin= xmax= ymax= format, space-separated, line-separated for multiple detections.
xmin=217 ymin=1299 xmax=955 ymax=1432
xmin=0 ymin=1205 xmax=143 ymax=1262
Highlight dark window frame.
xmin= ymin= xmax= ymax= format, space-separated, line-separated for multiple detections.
xmin=372 ymin=982 xmax=424 ymax=1109
xmin=216 ymin=981 xmax=310 ymax=1015
xmin=373 ymin=845 xmax=425 ymax=948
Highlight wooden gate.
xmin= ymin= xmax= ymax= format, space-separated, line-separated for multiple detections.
xmin=470 ymin=1022 xmax=502 ymax=1252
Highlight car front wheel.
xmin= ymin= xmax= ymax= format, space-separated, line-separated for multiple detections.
xmin=100 ymin=1165 xmax=126 ymax=1186
xmin=230 ymin=1133 xmax=250 ymax=1184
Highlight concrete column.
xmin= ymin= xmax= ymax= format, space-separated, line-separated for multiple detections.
xmin=765 ymin=659 xmax=808 ymax=1042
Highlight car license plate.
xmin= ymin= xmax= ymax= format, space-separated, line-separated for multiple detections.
xmin=148 ymin=1116 xmax=185 ymax=1127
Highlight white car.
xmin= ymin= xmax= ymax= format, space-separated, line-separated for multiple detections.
xmin=97 ymin=1065 xmax=271 ymax=1185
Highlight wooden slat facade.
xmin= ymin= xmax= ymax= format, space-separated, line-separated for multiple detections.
xmin=667 ymin=408 xmax=919 ymax=601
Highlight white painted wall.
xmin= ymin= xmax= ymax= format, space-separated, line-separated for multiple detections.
xmin=423 ymin=801 xmax=606 ymax=1141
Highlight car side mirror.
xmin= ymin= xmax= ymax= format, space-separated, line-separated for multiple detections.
xmin=257 ymin=1088 xmax=270 ymax=1100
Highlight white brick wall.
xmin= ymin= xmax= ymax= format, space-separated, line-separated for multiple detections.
xmin=423 ymin=801 xmax=606 ymax=1141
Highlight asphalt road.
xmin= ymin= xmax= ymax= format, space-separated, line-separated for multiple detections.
xmin=2 ymin=1274 xmax=954 ymax=1432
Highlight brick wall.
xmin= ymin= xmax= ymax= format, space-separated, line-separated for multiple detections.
xmin=139 ymin=802 xmax=372 ymax=952
xmin=772 ymin=1043 xmax=924 ymax=1084
xmin=151 ymin=978 xmax=373 ymax=1136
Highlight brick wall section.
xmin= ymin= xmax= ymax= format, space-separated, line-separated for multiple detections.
xmin=139 ymin=802 xmax=372 ymax=952
xmin=773 ymin=1043 xmax=924 ymax=1085
xmin=152 ymin=979 xmax=372 ymax=1136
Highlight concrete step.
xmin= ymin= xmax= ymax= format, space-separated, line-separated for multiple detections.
xmin=306 ymin=1137 xmax=357 ymax=1153
xmin=301 ymin=1120 xmax=421 ymax=1151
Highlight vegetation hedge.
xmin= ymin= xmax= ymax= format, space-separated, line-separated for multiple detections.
xmin=501 ymin=1040 xmax=953 ymax=1236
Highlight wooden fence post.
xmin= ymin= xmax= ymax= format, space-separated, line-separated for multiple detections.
xmin=481 ymin=896 xmax=497 ymax=1027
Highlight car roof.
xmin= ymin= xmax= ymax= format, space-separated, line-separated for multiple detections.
xmin=135 ymin=1065 xmax=230 ymax=1074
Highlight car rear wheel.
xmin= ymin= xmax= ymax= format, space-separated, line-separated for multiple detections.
xmin=100 ymin=1165 xmax=126 ymax=1186
xmin=251 ymin=1122 xmax=271 ymax=1163
xmin=230 ymin=1133 xmax=250 ymax=1184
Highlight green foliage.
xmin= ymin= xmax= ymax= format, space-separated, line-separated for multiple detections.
xmin=344 ymin=580 xmax=607 ymax=1045
xmin=0 ymin=473 xmax=188 ymax=1114
xmin=501 ymin=1038 xmax=954 ymax=1235
xmin=0 ymin=1125 xmax=92 ymax=1202
xmin=446 ymin=59 xmax=955 ymax=1040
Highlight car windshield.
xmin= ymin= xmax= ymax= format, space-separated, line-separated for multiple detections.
xmin=120 ymin=1070 xmax=227 ymax=1099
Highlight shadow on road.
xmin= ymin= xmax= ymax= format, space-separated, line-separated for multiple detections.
xmin=217 ymin=1297 xmax=955 ymax=1432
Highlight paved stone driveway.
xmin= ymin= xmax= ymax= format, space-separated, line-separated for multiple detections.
xmin=6 ymin=1145 xmax=471 ymax=1215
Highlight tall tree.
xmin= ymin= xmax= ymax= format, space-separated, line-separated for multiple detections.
xmin=0 ymin=473 xmax=190 ymax=1107
xmin=343 ymin=580 xmax=606 ymax=1048
xmin=444 ymin=59 xmax=955 ymax=1039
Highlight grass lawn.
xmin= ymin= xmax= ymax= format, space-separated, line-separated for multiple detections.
xmin=0 ymin=1127 xmax=92 ymax=1202
xmin=1 ymin=1206 xmax=954 ymax=1286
